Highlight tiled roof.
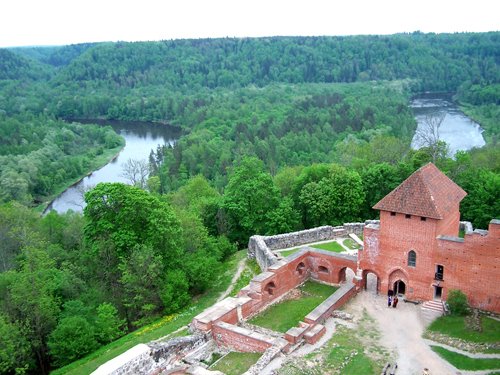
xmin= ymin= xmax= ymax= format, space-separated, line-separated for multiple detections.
xmin=373 ymin=163 xmax=467 ymax=219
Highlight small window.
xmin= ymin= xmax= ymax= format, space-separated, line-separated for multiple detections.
xmin=421 ymin=217 xmax=426 ymax=221
xmin=405 ymin=214 xmax=411 ymax=219
xmin=296 ymin=262 xmax=306 ymax=276
xmin=408 ymin=250 xmax=416 ymax=267
xmin=264 ymin=281 xmax=276 ymax=295
xmin=390 ymin=212 xmax=396 ymax=216
xmin=318 ymin=266 xmax=329 ymax=274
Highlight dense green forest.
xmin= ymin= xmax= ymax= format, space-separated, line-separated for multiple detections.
xmin=0 ymin=114 xmax=123 ymax=206
xmin=0 ymin=33 xmax=498 ymax=374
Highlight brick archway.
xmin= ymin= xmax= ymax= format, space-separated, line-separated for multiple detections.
xmin=295 ymin=262 xmax=306 ymax=276
xmin=338 ymin=267 xmax=356 ymax=283
xmin=388 ymin=268 xmax=409 ymax=296
xmin=362 ymin=269 xmax=380 ymax=293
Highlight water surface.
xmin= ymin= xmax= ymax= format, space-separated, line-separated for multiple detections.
xmin=411 ymin=93 xmax=485 ymax=156
xmin=45 ymin=120 xmax=180 ymax=214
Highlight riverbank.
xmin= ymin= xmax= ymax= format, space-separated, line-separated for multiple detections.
xmin=458 ymin=103 xmax=499 ymax=145
xmin=35 ymin=139 xmax=125 ymax=215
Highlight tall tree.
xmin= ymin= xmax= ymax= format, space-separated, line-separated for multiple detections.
xmin=223 ymin=157 xmax=281 ymax=244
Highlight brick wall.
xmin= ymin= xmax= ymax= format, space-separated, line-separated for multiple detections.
xmin=360 ymin=214 xmax=500 ymax=312
xmin=304 ymin=283 xmax=357 ymax=325
xmin=212 ymin=322 xmax=274 ymax=353
xmin=434 ymin=222 xmax=500 ymax=312
xmin=193 ymin=247 xmax=361 ymax=352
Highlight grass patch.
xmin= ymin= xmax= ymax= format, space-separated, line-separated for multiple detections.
xmin=249 ymin=281 xmax=337 ymax=333
xmin=326 ymin=327 xmax=377 ymax=375
xmin=280 ymin=248 xmax=301 ymax=257
xmin=312 ymin=241 xmax=344 ymax=253
xmin=52 ymin=250 xmax=247 ymax=375
xmin=278 ymin=324 xmax=382 ymax=375
xmin=427 ymin=315 xmax=500 ymax=344
xmin=210 ymin=352 xmax=262 ymax=375
xmin=230 ymin=259 xmax=261 ymax=297
xmin=342 ymin=238 xmax=360 ymax=250
xmin=431 ymin=346 xmax=500 ymax=370
xmin=210 ymin=352 xmax=261 ymax=375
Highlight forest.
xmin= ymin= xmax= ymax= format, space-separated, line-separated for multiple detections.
xmin=0 ymin=33 xmax=498 ymax=374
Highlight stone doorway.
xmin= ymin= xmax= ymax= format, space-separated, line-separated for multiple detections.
xmin=434 ymin=286 xmax=443 ymax=300
xmin=338 ymin=267 xmax=356 ymax=283
xmin=362 ymin=270 xmax=379 ymax=294
xmin=393 ymin=280 xmax=406 ymax=295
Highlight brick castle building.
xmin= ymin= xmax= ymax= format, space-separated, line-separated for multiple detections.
xmin=359 ymin=163 xmax=499 ymax=312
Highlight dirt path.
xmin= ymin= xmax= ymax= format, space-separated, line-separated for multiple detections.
xmin=216 ymin=257 xmax=247 ymax=302
xmin=344 ymin=291 xmax=458 ymax=375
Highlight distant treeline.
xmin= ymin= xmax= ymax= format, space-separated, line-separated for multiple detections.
xmin=0 ymin=33 xmax=498 ymax=118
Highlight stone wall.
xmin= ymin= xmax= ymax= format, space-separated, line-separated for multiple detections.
xmin=92 ymin=334 xmax=207 ymax=375
xmin=248 ymin=223 xmax=366 ymax=271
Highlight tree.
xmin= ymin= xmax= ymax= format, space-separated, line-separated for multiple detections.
xmin=121 ymin=158 xmax=149 ymax=189
xmin=84 ymin=183 xmax=181 ymax=264
xmin=265 ymin=197 xmax=300 ymax=234
xmin=223 ymin=157 xmax=281 ymax=244
xmin=94 ymin=303 xmax=126 ymax=344
xmin=48 ymin=316 xmax=98 ymax=368
xmin=446 ymin=289 xmax=469 ymax=316
xmin=0 ymin=315 xmax=31 ymax=374
xmin=456 ymin=168 xmax=500 ymax=229
xmin=298 ymin=164 xmax=365 ymax=227
xmin=360 ymin=163 xmax=404 ymax=219
xmin=413 ymin=113 xmax=449 ymax=163
xmin=84 ymin=183 xmax=182 ymax=325
xmin=7 ymin=246 xmax=63 ymax=374
xmin=161 ymin=270 xmax=190 ymax=314
xmin=118 ymin=244 xmax=166 ymax=326
xmin=0 ymin=202 xmax=39 ymax=272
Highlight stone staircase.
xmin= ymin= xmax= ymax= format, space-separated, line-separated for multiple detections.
xmin=420 ymin=300 xmax=445 ymax=325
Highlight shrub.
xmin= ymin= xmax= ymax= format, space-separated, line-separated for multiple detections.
xmin=447 ymin=289 xmax=469 ymax=316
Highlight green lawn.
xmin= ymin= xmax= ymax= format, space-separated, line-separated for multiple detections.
xmin=210 ymin=352 xmax=261 ymax=374
xmin=326 ymin=326 xmax=379 ymax=374
xmin=427 ymin=315 xmax=500 ymax=344
xmin=280 ymin=248 xmax=301 ymax=257
xmin=51 ymin=250 xmax=247 ymax=375
xmin=431 ymin=346 xmax=500 ymax=371
xmin=312 ymin=241 xmax=345 ymax=253
xmin=249 ymin=281 xmax=337 ymax=333
xmin=342 ymin=238 xmax=361 ymax=250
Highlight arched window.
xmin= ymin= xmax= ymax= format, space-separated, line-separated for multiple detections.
xmin=318 ymin=266 xmax=329 ymax=274
xmin=408 ymin=250 xmax=416 ymax=267
xmin=264 ymin=281 xmax=276 ymax=295
xmin=296 ymin=262 xmax=306 ymax=276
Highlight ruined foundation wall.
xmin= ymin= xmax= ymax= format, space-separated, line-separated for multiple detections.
xmin=249 ymin=223 xmax=366 ymax=271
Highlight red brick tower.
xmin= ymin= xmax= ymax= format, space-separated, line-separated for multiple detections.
xmin=360 ymin=163 xmax=467 ymax=302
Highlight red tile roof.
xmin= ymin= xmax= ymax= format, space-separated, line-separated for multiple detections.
xmin=373 ymin=163 xmax=467 ymax=219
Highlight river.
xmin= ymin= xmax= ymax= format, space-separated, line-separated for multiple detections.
xmin=410 ymin=93 xmax=485 ymax=156
xmin=45 ymin=120 xmax=180 ymax=214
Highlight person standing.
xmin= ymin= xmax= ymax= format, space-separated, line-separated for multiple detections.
xmin=388 ymin=295 xmax=392 ymax=307
xmin=393 ymin=295 xmax=399 ymax=308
